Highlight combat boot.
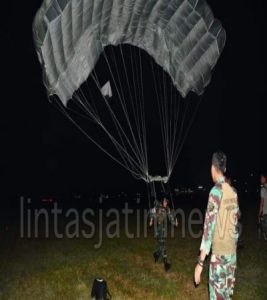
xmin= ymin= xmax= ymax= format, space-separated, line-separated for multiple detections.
xmin=153 ymin=251 xmax=160 ymax=262
xmin=163 ymin=258 xmax=171 ymax=272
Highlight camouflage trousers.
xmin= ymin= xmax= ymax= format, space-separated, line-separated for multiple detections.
xmin=154 ymin=225 xmax=167 ymax=259
xmin=209 ymin=254 xmax=237 ymax=300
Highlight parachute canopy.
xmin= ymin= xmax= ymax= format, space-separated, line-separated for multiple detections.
xmin=33 ymin=0 xmax=226 ymax=184
xmin=33 ymin=0 xmax=226 ymax=105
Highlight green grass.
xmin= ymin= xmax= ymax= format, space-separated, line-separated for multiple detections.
xmin=0 ymin=212 xmax=267 ymax=299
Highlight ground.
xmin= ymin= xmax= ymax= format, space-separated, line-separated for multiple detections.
xmin=0 ymin=196 xmax=266 ymax=299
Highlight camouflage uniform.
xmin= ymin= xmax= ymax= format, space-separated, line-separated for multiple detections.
xmin=200 ymin=177 xmax=239 ymax=300
xmin=150 ymin=200 xmax=176 ymax=263
xmin=260 ymin=184 xmax=267 ymax=233
xmin=209 ymin=254 xmax=237 ymax=300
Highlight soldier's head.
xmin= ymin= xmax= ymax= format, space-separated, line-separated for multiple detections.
xmin=211 ymin=150 xmax=227 ymax=183
xmin=260 ymin=173 xmax=267 ymax=185
xmin=162 ymin=197 xmax=169 ymax=208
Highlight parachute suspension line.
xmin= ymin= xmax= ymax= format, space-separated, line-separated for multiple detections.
xmin=101 ymin=48 xmax=139 ymax=176
xmin=51 ymin=96 xmax=143 ymax=180
xmin=89 ymin=73 xmax=142 ymax=178
xmin=169 ymin=83 xmax=181 ymax=176
xmin=149 ymin=56 xmax=182 ymax=181
xmin=169 ymin=76 xmax=178 ymax=175
xmin=137 ymin=47 xmax=148 ymax=178
xmin=149 ymin=55 xmax=202 ymax=183
xmin=55 ymin=72 xmax=146 ymax=180
xmin=74 ymin=87 xmax=100 ymax=121
xmin=161 ymin=68 xmax=182 ymax=180
xmin=162 ymin=66 xmax=171 ymax=174
xmin=101 ymin=47 xmax=144 ymax=168
xmin=161 ymin=74 xmax=178 ymax=210
xmin=109 ymin=48 xmax=147 ymax=180
xmin=92 ymin=49 xmax=140 ymax=176
xmin=125 ymin=46 xmax=147 ymax=178
xmin=91 ymin=70 xmax=142 ymax=168
xmin=129 ymin=46 xmax=148 ymax=176
xmin=99 ymin=47 xmax=148 ymax=179
xmin=169 ymin=92 xmax=191 ymax=175
xmin=117 ymin=45 xmax=147 ymax=176
xmin=160 ymin=180 xmax=166 ymax=194
xmin=167 ymin=71 xmax=173 ymax=176
xmin=60 ymin=95 xmax=100 ymax=124
xmin=89 ymin=67 xmax=146 ymax=179
xmin=117 ymin=45 xmax=148 ymax=178
xmin=149 ymin=58 xmax=169 ymax=180
xmin=131 ymin=47 xmax=151 ymax=209
xmin=156 ymin=63 xmax=169 ymax=177
xmin=72 ymin=84 xmax=142 ymax=177
xmin=170 ymin=93 xmax=205 ymax=175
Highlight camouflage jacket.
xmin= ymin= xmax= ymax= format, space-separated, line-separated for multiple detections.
xmin=200 ymin=177 xmax=224 ymax=255
xmin=150 ymin=200 xmax=176 ymax=226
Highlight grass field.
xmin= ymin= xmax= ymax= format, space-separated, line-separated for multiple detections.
xmin=0 ymin=198 xmax=266 ymax=300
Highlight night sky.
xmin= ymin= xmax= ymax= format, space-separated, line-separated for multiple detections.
xmin=1 ymin=0 xmax=265 ymax=197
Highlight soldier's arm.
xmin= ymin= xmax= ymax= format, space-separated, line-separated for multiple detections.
xmin=233 ymin=189 xmax=241 ymax=220
xmin=194 ymin=185 xmax=222 ymax=286
xmin=258 ymin=198 xmax=264 ymax=219
xmin=149 ymin=207 xmax=156 ymax=225
xmin=258 ymin=188 xmax=264 ymax=219
xmin=167 ymin=208 xmax=176 ymax=226
xmin=199 ymin=186 xmax=222 ymax=256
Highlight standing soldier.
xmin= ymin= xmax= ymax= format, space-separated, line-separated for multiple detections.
xmin=194 ymin=151 xmax=239 ymax=299
xmin=258 ymin=173 xmax=267 ymax=240
xmin=149 ymin=197 xmax=178 ymax=272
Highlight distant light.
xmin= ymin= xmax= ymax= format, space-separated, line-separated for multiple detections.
xmin=251 ymin=173 xmax=254 ymax=177
xmin=198 ymin=185 xmax=203 ymax=190
xmin=41 ymin=198 xmax=53 ymax=203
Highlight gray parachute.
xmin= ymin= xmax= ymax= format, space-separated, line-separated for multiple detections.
xmin=33 ymin=0 xmax=226 ymax=105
